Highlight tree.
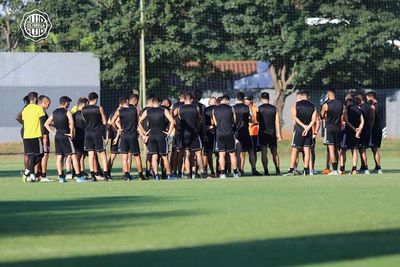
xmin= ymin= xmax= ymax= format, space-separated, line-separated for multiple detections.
xmin=0 ymin=0 xmax=25 ymax=51
xmin=222 ymin=0 xmax=400 ymax=120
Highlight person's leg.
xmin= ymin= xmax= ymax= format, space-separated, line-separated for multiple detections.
xmin=88 ymin=151 xmax=95 ymax=172
xmin=310 ymin=147 xmax=315 ymax=172
xmin=328 ymin=145 xmax=338 ymax=173
xmin=161 ymin=155 xmax=172 ymax=175
xmin=195 ymin=150 xmax=205 ymax=176
xmin=287 ymin=147 xmax=299 ymax=174
xmin=339 ymin=149 xmax=346 ymax=174
xmin=41 ymin=153 xmax=49 ymax=178
xmin=248 ymin=150 xmax=257 ymax=173
xmin=24 ymin=155 xmax=29 ymax=170
xmin=56 ymin=155 xmax=64 ymax=179
xmin=184 ymin=149 xmax=191 ymax=176
xmin=218 ymin=151 xmax=226 ymax=177
xmin=359 ymin=148 xmax=368 ymax=172
xmin=207 ymin=152 xmax=215 ymax=174
xmin=151 ymin=154 xmax=159 ymax=178
xmin=97 ymin=151 xmax=109 ymax=173
xmin=235 ymin=142 xmax=243 ymax=172
xmin=372 ymin=148 xmax=381 ymax=170
xmin=303 ymin=147 xmax=311 ymax=173
xmin=109 ymin=152 xmax=118 ymax=173
xmin=64 ymin=155 xmax=74 ymax=178
xmin=271 ymin=148 xmax=281 ymax=175
xmin=121 ymin=153 xmax=128 ymax=174
xmin=229 ymin=151 xmax=238 ymax=176
xmin=351 ymin=148 xmax=358 ymax=173
xmin=71 ymin=154 xmax=82 ymax=177
xmin=132 ymin=154 xmax=145 ymax=179
xmin=261 ymin=146 xmax=269 ymax=175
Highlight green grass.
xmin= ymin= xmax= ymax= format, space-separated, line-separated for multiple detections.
xmin=1 ymin=140 xmax=400 ymax=267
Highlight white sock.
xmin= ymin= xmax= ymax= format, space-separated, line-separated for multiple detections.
xmin=29 ymin=173 xmax=35 ymax=180
xmin=24 ymin=169 xmax=30 ymax=175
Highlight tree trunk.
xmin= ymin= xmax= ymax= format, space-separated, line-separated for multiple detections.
xmin=269 ymin=64 xmax=296 ymax=128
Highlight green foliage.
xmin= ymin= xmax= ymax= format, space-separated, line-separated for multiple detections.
xmin=1 ymin=0 xmax=400 ymax=94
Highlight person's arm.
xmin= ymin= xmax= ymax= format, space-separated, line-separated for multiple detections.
xmin=44 ymin=115 xmax=56 ymax=136
xmin=320 ymin=103 xmax=328 ymax=119
xmin=99 ymin=106 xmax=107 ymax=125
xmin=164 ymin=109 xmax=176 ymax=136
xmin=138 ymin=110 xmax=148 ymax=138
xmin=232 ymin=107 xmax=237 ymax=126
xmin=275 ymin=111 xmax=282 ymax=141
xmin=356 ymin=114 xmax=364 ymax=138
xmin=313 ymin=115 xmax=320 ymax=139
xmin=370 ymin=104 xmax=376 ymax=129
xmin=305 ymin=110 xmax=317 ymax=136
xmin=291 ymin=105 xmax=308 ymax=130
xmin=16 ymin=111 xmax=23 ymax=125
xmin=344 ymin=107 xmax=357 ymax=132
xmin=66 ymin=111 xmax=75 ymax=138
xmin=212 ymin=109 xmax=217 ymax=126
xmin=110 ymin=110 xmax=121 ymax=132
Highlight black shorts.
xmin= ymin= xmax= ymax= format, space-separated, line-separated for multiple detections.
xmin=370 ymin=129 xmax=382 ymax=149
xmin=341 ymin=131 xmax=359 ymax=150
xmin=358 ymin=129 xmax=371 ymax=149
xmin=84 ymin=131 xmax=105 ymax=152
xmin=323 ymin=127 xmax=342 ymax=147
xmin=23 ymin=138 xmax=43 ymax=155
xmin=236 ymin=128 xmax=253 ymax=151
xmin=291 ymin=129 xmax=312 ymax=149
xmin=73 ymin=135 xmax=85 ymax=154
xmin=180 ymin=132 xmax=203 ymax=151
xmin=215 ymin=133 xmax=235 ymax=152
xmin=147 ymin=133 xmax=168 ymax=155
xmin=204 ymin=131 xmax=215 ymax=153
xmin=119 ymin=134 xmax=140 ymax=155
xmin=258 ymin=133 xmax=277 ymax=149
xmin=55 ymin=134 xmax=75 ymax=155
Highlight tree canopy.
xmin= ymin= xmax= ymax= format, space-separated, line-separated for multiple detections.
xmin=1 ymin=0 xmax=399 ymax=113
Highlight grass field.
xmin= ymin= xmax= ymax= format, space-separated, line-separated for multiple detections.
xmin=1 ymin=140 xmax=400 ymax=267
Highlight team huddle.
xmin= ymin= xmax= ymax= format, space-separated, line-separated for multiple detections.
xmin=17 ymin=88 xmax=383 ymax=183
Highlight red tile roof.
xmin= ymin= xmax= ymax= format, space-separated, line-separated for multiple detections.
xmin=186 ymin=60 xmax=258 ymax=76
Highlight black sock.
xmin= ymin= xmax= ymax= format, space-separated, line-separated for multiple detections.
xmin=332 ymin=163 xmax=338 ymax=171
xmin=221 ymin=170 xmax=226 ymax=175
xmin=288 ymin=168 xmax=294 ymax=173
xmin=275 ymin=167 xmax=280 ymax=173
xmin=352 ymin=166 xmax=357 ymax=171
xmin=42 ymin=172 xmax=47 ymax=178
xmin=66 ymin=171 xmax=72 ymax=175
xmin=233 ymin=169 xmax=238 ymax=174
xmin=340 ymin=166 xmax=345 ymax=172
xmin=375 ymin=165 xmax=381 ymax=170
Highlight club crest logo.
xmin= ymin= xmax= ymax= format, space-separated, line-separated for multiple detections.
xmin=20 ymin=9 xmax=52 ymax=42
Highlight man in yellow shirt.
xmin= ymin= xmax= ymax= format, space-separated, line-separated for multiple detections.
xmin=21 ymin=92 xmax=45 ymax=182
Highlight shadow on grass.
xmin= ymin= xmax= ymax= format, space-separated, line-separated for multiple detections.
xmin=0 ymin=196 xmax=201 ymax=237
xmin=2 ymin=228 xmax=400 ymax=267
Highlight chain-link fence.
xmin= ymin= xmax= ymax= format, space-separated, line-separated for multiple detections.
xmin=1 ymin=0 xmax=400 ymax=141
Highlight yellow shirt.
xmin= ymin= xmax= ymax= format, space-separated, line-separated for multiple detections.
xmin=22 ymin=104 xmax=45 ymax=139
xmin=71 ymin=105 xmax=78 ymax=114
